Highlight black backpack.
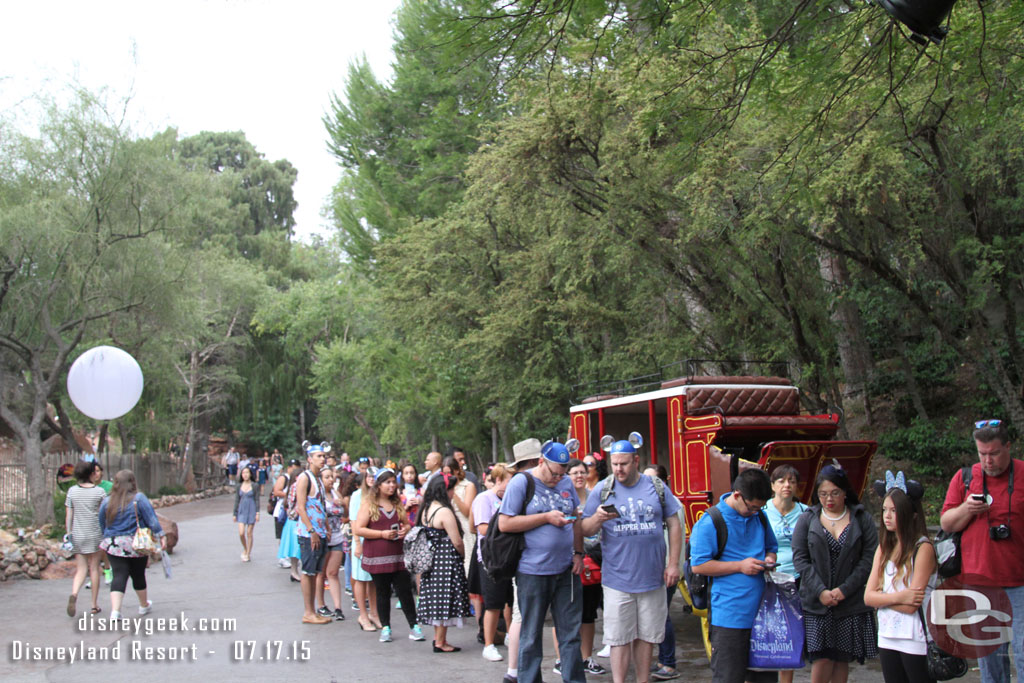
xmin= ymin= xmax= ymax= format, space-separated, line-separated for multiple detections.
xmin=481 ymin=472 xmax=536 ymax=581
xmin=683 ymin=505 xmax=769 ymax=612
xmin=935 ymin=466 xmax=973 ymax=579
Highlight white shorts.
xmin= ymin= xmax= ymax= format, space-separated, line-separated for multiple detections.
xmin=602 ymin=585 xmax=667 ymax=646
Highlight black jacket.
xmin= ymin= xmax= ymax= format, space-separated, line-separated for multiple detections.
xmin=792 ymin=503 xmax=878 ymax=617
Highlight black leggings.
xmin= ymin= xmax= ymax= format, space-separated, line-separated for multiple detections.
xmin=371 ymin=570 xmax=417 ymax=629
xmin=109 ymin=555 xmax=148 ymax=593
xmin=878 ymin=647 xmax=934 ymax=683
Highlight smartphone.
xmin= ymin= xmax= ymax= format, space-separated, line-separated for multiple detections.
xmin=564 ymin=516 xmax=577 ymax=521
xmin=971 ymin=494 xmax=986 ymax=502
xmin=601 ymin=504 xmax=620 ymax=517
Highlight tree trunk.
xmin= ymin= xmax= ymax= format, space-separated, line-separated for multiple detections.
xmin=817 ymin=244 xmax=875 ymax=425
xmin=50 ymin=396 xmax=82 ymax=453
xmin=491 ymin=421 xmax=499 ymax=463
xmin=299 ymin=403 xmax=306 ymax=443
xmin=97 ymin=423 xmax=109 ymax=456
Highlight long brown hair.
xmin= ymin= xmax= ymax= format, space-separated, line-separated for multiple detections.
xmin=106 ymin=470 xmax=139 ymax=524
xmin=367 ymin=470 xmax=406 ymax=524
xmin=877 ymin=488 xmax=930 ymax=585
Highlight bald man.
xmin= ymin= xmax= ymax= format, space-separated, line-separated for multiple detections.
xmin=419 ymin=451 xmax=442 ymax=485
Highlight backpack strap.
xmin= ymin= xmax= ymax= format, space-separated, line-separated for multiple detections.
xmin=651 ymin=474 xmax=667 ymax=514
xmin=961 ymin=465 xmax=972 ymax=491
xmin=599 ymin=474 xmax=615 ymax=503
xmin=707 ymin=506 xmax=728 ymax=559
xmin=519 ymin=472 xmax=536 ymax=515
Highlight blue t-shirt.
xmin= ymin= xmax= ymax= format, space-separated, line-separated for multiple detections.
xmin=690 ymin=494 xmax=779 ymax=629
xmin=499 ymin=470 xmax=580 ymax=575
xmin=583 ymin=475 xmax=682 ymax=593
xmin=764 ymin=499 xmax=807 ymax=576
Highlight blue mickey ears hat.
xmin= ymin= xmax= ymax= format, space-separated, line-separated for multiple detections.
xmin=600 ymin=432 xmax=644 ymax=455
xmin=542 ymin=438 xmax=580 ymax=465
xmin=872 ymin=469 xmax=924 ymax=500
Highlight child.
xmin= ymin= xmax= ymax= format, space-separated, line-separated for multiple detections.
xmin=864 ymin=471 xmax=936 ymax=683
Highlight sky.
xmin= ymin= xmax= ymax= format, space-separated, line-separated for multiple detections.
xmin=0 ymin=0 xmax=403 ymax=241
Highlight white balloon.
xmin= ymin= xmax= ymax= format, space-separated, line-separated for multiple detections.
xmin=66 ymin=345 xmax=144 ymax=420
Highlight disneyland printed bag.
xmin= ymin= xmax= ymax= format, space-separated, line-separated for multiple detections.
xmin=402 ymin=525 xmax=433 ymax=574
xmin=748 ymin=572 xmax=805 ymax=670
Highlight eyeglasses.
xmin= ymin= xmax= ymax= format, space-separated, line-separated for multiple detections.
xmin=818 ymin=489 xmax=845 ymax=499
xmin=975 ymin=419 xmax=1002 ymax=429
xmin=584 ymin=462 xmax=597 ymax=468
xmin=737 ymin=495 xmax=764 ymax=515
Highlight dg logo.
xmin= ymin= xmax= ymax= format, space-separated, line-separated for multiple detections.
xmin=928 ymin=578 xmax=1014 ymax=658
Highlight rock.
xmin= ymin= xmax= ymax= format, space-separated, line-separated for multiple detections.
xmin=26 ymin=566 xmax=40 ymax=579
xmin=157 ymin=514 xmax=179 ymax=554
xmin=5 ymin=547 xmax=22 ymax=563
xmin=5 ymin=564 xmax=22 ymax=578
xmin=24 ymin=551 xmax=37 ymax=565
xmin=0 ymin=529 xmax=16 ymax=544
xmin=37 ymin=556 xmax=49 ymax=569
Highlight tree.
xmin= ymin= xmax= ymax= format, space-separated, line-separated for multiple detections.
xmin=0 ymin=93 xmax=208 ymax=522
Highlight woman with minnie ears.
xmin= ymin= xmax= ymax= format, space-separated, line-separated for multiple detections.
xmin=864 ymin=472 xmax=937 ymax=683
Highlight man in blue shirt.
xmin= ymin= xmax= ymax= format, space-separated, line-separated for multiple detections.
xmin=582 ymin=437 xmax=682 ymax=683
xmin=691 ymin=468 xmax=778 ymax=683
xmin=499 ymin=439 xmax=585 ymax=683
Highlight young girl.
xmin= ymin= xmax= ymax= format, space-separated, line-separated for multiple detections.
xmin=864 ymin=472 xmax=935 ymax=683
xmin=316 ymin=467 xmax=346 ymax=621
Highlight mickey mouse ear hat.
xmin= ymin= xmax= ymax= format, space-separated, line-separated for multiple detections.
xmin=542 ymin=438 xmax=580 ymax=465
xmin=601 ymin=431 xmax=644 ymax=456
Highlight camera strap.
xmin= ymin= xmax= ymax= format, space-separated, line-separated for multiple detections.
xmin=982 ymin=462 xmax=1014 ymax=529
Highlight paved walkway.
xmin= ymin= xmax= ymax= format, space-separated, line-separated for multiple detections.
xmin=0 ymin=493 xmax=979 ymax=682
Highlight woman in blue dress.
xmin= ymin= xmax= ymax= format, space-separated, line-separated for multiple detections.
xmin=233 ymin=465 xmax=260 ymax=562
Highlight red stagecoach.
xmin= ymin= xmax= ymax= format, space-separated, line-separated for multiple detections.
xmin=568 ymin=360 xmax=877 ymax=653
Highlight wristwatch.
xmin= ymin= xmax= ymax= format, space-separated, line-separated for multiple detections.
xmin=573 ymin=550 xmax=584 ymax=557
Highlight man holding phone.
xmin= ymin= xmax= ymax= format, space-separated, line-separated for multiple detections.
xmin=581 ymin=436 xmax=682 ymax=683
xmin=940 ymin=420 xmax=1024 ymax=683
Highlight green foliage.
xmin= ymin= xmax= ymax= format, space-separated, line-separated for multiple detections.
xmin=878 ymin=418 xmax=970 ymax=478
xmin=157 ymin=485 xmax=187 ymax=497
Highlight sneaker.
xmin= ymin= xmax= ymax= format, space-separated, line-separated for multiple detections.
xmin=110 ymin=611 xmax=121 ymax=621
xmin=344 ymin=586 xmax=353 ymax=595
xmin=352 ymin=600 xmax=360 ymax=611
xmin=652 ymin=665 xmax=680 ymax=681
xmin=103 ymin=568 xmax=112 ymax=584
xmin=379 ymin=626 xmax=393 ymax=643
xmin=502 ymin=676 xmax=517 ymax=683
xmin=552 ymin=660 xmax=561 ymax=675
xmin=316 ymin=606 xmax=332 ymax=617
xmin=597 ymin=644 xmax=611 ymax=658
xmin=278 ymin=558 xmax=291 ymax=568
xmin=504 ymin=633 xmax=510 ymax=647
xmin=84 ymin=579 xmax=91 ymax=590
xmin=409 ymin=625 xmax=425 ymax=641
xmin=139 ymin=600 xmax=153 ymax=616
xmin=584 ymin=658 xmax=607 ymax=675
xmin=395 ymin=600 xmax=401 ymax=609
xmin=482 ymin=644 xmax=503 ymax=662
xmin=332 ymin=609 xmax=346 ymax=621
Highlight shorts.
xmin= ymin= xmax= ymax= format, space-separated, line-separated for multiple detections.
xmin=710 ymin=625 xmax=778 ymax=683
xmin=582 ymin=583 xmax=602 ymax=624
xmin=227 ymin=464 xmax=238 ymax=475
xmin=298 ymin=536 xmax=327 ymax=576
xmin=480 ymin=564 xmax=514 ymax=611
xmin=327 ymin=543 xmax=344 ymax=553
xmin=602 ymin=585 xmax=667 ymax=646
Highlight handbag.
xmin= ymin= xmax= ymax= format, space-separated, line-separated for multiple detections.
xmin=749 ymin=572 xmax=805 ymax=670
xmin=918 ymin=607 xmax=968 ymax=680
xmin=131 ymin=500 xmax=160 ymax=557
xmin=581 ymin=555 xmax=602 ymax=586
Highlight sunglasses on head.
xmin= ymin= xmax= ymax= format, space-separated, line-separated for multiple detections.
xmin=975 ymin=419 xmax=1002 ymax=429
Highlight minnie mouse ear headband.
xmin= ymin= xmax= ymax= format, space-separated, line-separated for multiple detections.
xmin=600 ymin=432 xmax=644 ymax=456
xmin=871 ymin=469 xmax=924 ymax=500
xmin=542 ymin=438 xmax=580 ymax=465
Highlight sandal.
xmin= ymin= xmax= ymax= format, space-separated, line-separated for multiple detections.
xmin=90 ymin=606 xmax=102 ymax=614
xmin=370 ymin=615 xmax=383 ymax=629
xmin=67 ymin=594 xmax=77 ymax=617
xmin=358 ymin=617 xmax=377 ymax=632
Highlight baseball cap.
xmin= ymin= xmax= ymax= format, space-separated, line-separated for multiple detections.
xmin=287 ymin=458 xmax=302 ymax=467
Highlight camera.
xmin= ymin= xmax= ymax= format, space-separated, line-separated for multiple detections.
xmin=989 ymin=524 xmax=1011 ymax=540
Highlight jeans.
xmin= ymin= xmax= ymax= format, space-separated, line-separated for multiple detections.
xmin=516 ymin=569 xmax=585 ymax=683
xmin=979 ymin=585 xmax=1024 ymax=683
xmin=657 ymin=584 xmax=676 ymax=668
xmin=343 ymin=552 xmax=352 ymax=592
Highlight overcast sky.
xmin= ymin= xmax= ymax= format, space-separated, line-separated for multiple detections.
xmin=0 ymin=0 xmax=403 ymax=241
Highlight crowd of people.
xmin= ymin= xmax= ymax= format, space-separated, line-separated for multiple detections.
xmin=61 ymin=419 xmax=1024 ymax=683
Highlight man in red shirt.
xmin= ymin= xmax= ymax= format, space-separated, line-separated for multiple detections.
xmin=940 ymin=420 xmax=1024 ymax=683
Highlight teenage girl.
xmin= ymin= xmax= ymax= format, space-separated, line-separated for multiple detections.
xmin=864 ymin=473 xmax=936 ymax=683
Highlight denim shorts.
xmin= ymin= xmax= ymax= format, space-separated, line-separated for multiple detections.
xmin=298 ymin=536 xmax=327 ymax=576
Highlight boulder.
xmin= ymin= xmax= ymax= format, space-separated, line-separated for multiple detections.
xmin=158 ymin=514 xmax=179 ymax=554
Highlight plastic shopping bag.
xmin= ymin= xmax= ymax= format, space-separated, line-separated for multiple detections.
xmin=748 ymin=571 xmax=805 ymax=670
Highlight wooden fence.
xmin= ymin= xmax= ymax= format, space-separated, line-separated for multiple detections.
xmin=0 ymin=449 xmax=196 ymax=515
